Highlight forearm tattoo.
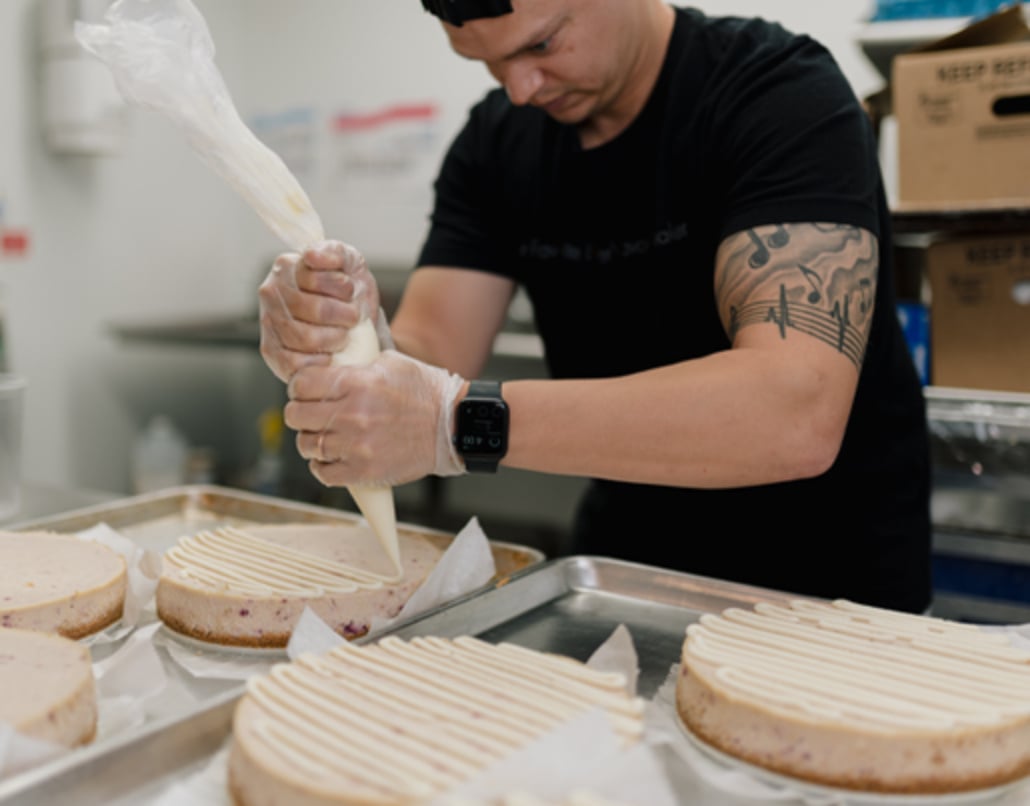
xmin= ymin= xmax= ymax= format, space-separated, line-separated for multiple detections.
xmin=716 ymin=223 xmax=878 ymax=370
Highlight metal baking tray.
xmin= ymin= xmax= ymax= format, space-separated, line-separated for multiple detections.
xmin=0 ymin=485 xmax=543 ymax=799
xmin=0 ymin=555 xmax=797 ymax=805
xmin=9 ymin=484 xmax=542 ymax=579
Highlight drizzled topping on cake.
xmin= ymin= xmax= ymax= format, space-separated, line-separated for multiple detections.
xmin=242 ymin=636 xmax=644 ymax=801
xmin=165 ymin=526 xmax=402 ymax=596
xmin=685 ymin=599 xmax=1030 ymax=731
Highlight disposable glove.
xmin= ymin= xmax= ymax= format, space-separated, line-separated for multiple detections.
xmin=258 ymin=240 xmax=386 ymax=382
xmin=286 ymin=350 xmax=468 ymax=487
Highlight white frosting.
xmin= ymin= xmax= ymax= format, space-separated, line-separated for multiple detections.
xmin=238 ymin=636 xmax=644 ymax=802
xmin=684 ymin=599 xmax=1030 ymax=732
xmin=330 ymin=317 xmax=400 ymax=573
xmin=165 ymin=526 xmax=402 ymax=597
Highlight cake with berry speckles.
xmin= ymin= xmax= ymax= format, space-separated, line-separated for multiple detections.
xmin=0 ymin=628 xmax=97 ymax=747
xmin=156 ymin=523 xmax=444 ymax=647
xmin=676 ymin=599 xmax=1030 ymax=794
xmin=0 ymin=531 xmax=127 ymax=639
xmin=228 ymin=636 xmax=645 ymax=805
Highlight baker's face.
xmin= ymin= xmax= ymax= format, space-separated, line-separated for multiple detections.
xmin=443 ymin=0 xmax=635 ymax=125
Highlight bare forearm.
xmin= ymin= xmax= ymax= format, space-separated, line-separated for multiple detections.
xmin=501 ymin=347 xmax=853 ymax=489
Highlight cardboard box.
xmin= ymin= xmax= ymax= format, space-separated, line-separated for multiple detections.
xmin=892 ymin=5 xmax=1030 ymax=209
xmin=926 ymin=233 xmax=1030 ymax=392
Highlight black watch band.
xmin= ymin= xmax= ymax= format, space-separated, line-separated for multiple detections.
xmin=455 ymin=380 xmax=509 ymax=473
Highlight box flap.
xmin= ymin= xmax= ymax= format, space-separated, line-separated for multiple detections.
xmin=864 ymin=3 xmax=1030 ymax=120
xmin=912 ymin=2 xmax=1029 ymax=54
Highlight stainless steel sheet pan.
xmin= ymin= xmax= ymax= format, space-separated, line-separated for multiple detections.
xmin=9 ymin=484 xmax=543 ymax=579
xmin=0 ymin=485 xmax=544 ymax=801
xmin=0 ymin=556 xmax=799 ymax=805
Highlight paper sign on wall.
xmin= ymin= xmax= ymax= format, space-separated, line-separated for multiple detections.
xmin=249 ymin=106 xmax=318 ymax=180
xmin=329 ymin=102 xmax=440 ymax=204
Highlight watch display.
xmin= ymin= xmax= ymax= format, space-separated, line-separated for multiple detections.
xmin=455 ymin=380 xmax=509 ymax=473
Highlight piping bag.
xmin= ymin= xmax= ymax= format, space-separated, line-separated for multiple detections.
xmin=75 ymin=0 xmax=401 ymax=571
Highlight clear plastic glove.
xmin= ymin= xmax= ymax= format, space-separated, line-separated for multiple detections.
xmin=258 ymin=240 xmax=387 ymax=382
xmin=286 ymin=351 xmax=467 ymax=487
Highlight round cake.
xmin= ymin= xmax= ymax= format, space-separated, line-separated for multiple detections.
xmin=454 ymin=795 xmax=628 ymax=806
xmin=156 ymin=523 xmax=445 ymax=647
xmin=228 ymin=636 xmax=644 ymax=805
xmin=0 ymin=628 xmax=97 ymax=747
xmin=0 ymin=531 xmax=127 ymax=639
xmin=676 ymin=598 xmax=1030 ymax=794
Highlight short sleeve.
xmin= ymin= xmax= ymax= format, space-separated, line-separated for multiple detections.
xmin=710 ymin=33 xmax=883 ymax=239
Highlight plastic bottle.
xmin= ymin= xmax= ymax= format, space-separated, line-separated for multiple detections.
xmin=131 ymin=415 xmax=189 ymax=493
xmin=251 ymin=408 xmax=284 ymax=496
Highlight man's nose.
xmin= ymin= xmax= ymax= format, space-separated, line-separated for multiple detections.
xmin=502 ymin=63 xmax=544 ymax=106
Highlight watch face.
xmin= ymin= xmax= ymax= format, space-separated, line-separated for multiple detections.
xmin=457 ymin=399 xmax=508 ymax=457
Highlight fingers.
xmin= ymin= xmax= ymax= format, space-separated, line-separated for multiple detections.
xmin=283 ymin=354 xmax=439 ymax=488
xmin=300 ymin=242 xmax=380 ymax=319
xmin=262 ymin=254 xmax=361 ymax=313
xmin=285 ymin=397 xmax=349 ymax=437
xmin=258 ymin=251 xmax=370 ymax=372
xmin=285 ymin=364 xmax=387 ymax=483
xmin=258 ymin=338 xmax=331 ymax=383
xmin=286 ymin=363 xmax=351 ymax=404
xmin=302 ymin=240 xmax=365 ymax=275
xmin=259 ymin=281 xmax=359 ymax=347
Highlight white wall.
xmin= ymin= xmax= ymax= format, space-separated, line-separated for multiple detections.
xmin=0 ymin=0 xmax=890 ymax=498
xmin=0 ymin=0 xmax=288 ymax=494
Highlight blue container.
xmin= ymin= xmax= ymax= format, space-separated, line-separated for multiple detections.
xmin=872 ymin=0 xmax=1014 ymax=21
xmin=896 ymin=301 xmax=931 ymax=386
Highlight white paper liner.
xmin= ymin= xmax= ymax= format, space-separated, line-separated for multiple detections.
xmin=430 ymin=708 xmax=677 ymax=806
xmin=158 ymin=631 xmax=280 ymax=682
xmin=367 ymin=515 xmax=497 ymax=634
xmin=138 ymin=626 xmax=679 ymax=806
xmin=981 ymin=622 xmax=1030 ymax=653
xmin=150 ymin=744 xmax=231 ymax=806
xmin=77 ymin=522 xmax=162 ymax=643
xmin=0 ymin=723 xmax=66 ymax=779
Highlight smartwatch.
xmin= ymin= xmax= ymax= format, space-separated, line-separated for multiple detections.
xmin=454 ymin=380 xmax=509 ymax=473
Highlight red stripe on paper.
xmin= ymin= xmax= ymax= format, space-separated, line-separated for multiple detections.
xmin=333 ymin=104 xmax=438 ymax=131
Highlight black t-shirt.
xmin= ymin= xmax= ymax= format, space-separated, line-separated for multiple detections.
xmin=418 ymin=8 xmax=932 ymax=612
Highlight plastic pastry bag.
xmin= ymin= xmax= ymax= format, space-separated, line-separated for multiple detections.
xmin=75 ymin=0 xmax=400 ymax=570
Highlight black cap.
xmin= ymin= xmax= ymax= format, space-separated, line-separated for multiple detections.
xmin=421 ymin=0 xmax=514 ymax=26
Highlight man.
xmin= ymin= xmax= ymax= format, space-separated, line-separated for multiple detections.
xmin=259 ymin=0 xmax=933 ymax=613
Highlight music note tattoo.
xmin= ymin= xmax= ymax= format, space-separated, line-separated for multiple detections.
xmin=747 ymin=230 xmax=770 ymax=268
xmin=718 ymin=223 xmax=879 ymax=371
xmin=768 ymin=224 xmax=789 ymax=249
xmin=747 ymin=225 xmax=793 ymax=269
xmin=857 ymin=278 xmax=873 ymax=313
xmin=798 ymin=264 xmax=822 ymax=304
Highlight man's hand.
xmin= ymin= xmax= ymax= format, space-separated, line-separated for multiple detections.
xmin=258 ymin=240 xmax=384 ymax=382
xmin=286 ymin=351 xmax=467 ymax=487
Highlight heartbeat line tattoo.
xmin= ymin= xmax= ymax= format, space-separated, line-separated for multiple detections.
xmin=729 ymin=284 xmax=866 ymax=367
